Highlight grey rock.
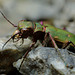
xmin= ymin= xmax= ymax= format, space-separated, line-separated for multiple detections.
xmin=0 ymin=36 xmax=32 ymax=74
xmin=13 ymin=47 xmax=75 ymax=75
xmin=0 ymin=35 xmax=75 ymax=75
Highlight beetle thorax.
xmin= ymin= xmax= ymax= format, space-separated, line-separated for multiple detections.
xmin=20 ymin=28 xmax=34 ymax=38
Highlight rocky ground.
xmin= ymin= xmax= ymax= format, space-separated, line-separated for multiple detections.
xmin=0 ymin=36 xmax=75 ymax=75
xmin=0 ymin=0 xmax=75 ymax=75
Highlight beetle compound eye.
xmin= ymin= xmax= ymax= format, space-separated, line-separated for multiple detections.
xmin=13 ymin=30 xmax=20 ymax=35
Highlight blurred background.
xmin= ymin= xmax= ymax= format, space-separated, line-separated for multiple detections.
xmin=0 ymin=0 xmax=75 ymax=37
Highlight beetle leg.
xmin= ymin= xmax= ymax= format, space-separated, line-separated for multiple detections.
xmin=19 ymin=38 xmax=24 ymax=46
xmin=13 ymin=38 xmax=20 ymax=42
xmin=48 ymin=32 xmax=58 ymax=50
xmin=19 ymin=42 xmax=35 ymax=70
xmin=13 ymin=38 xmax=24 ymax=46
xmin=48 ymin=32 xmax=66 ymax=62
xmin=42 ymin=33 xmax=48 ymax=46
xmin=0 ymin=11 xmax=17 ymax=27
xmin=62 ymin=41 xmax=75 ymax=49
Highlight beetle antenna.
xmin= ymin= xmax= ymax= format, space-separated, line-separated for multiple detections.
xmin=0 ymin=11 xmax=17 ymax=27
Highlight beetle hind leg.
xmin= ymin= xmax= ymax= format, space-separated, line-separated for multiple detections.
xmin=62 ymin=41 xmax=75 ymax=49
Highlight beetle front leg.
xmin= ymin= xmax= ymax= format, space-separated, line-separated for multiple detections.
xmin=19 ymin=38 xmax=24 ymax=46
xmin=19 ymin=42 xmax=35 ymax=70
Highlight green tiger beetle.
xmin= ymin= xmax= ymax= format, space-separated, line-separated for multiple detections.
xmin=0 ymin=11 xmax=75 ymax=70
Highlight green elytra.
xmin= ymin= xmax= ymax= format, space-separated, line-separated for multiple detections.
xmin=44 ymin=24 xmax=75 ymax=46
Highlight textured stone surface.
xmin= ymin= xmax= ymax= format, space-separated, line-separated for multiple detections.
xmin=13 ymin=47 xmax=75 ymax=75
xmin=0 ymin=36 xmax=75 ymax=75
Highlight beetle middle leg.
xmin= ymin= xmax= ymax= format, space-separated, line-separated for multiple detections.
xmin=48 ymin=32 xmax=66 ymax=62
xmin=42 ymin=33 xmax=48 ymax=46
xmin=48 ymin=32 xmax=58 ymax=50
